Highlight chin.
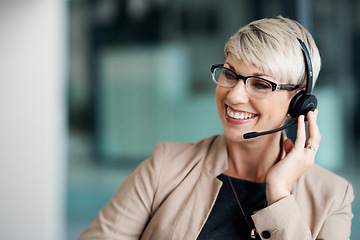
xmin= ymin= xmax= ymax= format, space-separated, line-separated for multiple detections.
xmin=222 ymin=128 xmax=247 ymax=143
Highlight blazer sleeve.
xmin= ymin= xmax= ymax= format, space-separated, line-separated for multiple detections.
xmin=77 ymin=144 xmax=165 ymax=240
xmin=316 ymin=182 xmax=354 ymax=239
xmin=251 ymin=183 xmax=354 ymax=240
xmin=251 ymin=195 xmax=312 ymax=240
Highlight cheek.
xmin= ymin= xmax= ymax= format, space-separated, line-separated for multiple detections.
xmin=259 ymin=94 xmax=292 ymax=119
xmin=276 ymin=100 xmax=292 ymax=119
xmin=215 ymin=86 xmax=229 ymax=118
xmin=215 ymin=86 xmax=226 ymax=105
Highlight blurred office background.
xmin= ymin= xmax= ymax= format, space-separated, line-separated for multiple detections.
xmin=1 ymin=0 xmax=359 ymax=239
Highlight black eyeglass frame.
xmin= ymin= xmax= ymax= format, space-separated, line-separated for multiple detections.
xmin=211 ymin=64 xmax=301 ymax=92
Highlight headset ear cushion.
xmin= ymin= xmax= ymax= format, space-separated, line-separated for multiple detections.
xmin=288 ymin=91 xmax=318 ymax=118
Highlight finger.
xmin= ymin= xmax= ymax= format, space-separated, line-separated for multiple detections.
xmin=302 ymin=111 xmax=320 ymax=157
xmin=294 ymin=115 xmax=306 ymax=149
xmin=283 ymin=138 xmax=294 ymax=154
xmin=306 ymin=110 xmax=321 ymax=148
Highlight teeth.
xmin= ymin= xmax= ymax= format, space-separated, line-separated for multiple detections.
xmin=227 ymin=107 xmax=255 ymax=120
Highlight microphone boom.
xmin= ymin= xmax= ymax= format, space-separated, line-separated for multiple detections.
xmin=243 ymin=120 xmax=297 ymax=139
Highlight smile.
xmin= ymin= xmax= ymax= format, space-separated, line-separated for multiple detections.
xmin=226 ymin=106 xmax=257 ymax=120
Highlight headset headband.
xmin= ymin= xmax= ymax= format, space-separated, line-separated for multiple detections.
xmin=297 ymin=38 xmax=313 ymax=95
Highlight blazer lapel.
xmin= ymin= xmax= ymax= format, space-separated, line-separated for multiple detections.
xmin=171 ymin=170 xmax=223 ymax=239
xmin=171 ymin=135 xmax=228 ymax=239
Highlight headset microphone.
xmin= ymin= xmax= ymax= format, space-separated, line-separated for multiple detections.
xmin=243 ymin=38 xmax=317 ymax=139
xmin=243 ymin=120 xmax=297 ymax=139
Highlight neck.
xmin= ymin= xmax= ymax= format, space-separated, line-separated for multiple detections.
xmin=224 ymin=132 xmax=283 ymax=182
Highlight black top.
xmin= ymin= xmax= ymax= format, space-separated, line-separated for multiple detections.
xmin=197 ymin=174 xmax=266 ymax=240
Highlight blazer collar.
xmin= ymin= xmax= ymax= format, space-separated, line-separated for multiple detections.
xmin=203 ymin=134 xmax=228 ymax=177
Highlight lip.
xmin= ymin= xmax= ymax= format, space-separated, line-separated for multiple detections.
xmin=225 ymin=104 xmax=258 ymax=124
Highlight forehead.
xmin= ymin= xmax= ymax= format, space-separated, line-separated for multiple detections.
xmin=224 ymin=54 xmax=274 ymax=79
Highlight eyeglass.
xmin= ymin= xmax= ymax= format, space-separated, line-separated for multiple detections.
xmin=211 ymin=64 xmax=300 ymax=98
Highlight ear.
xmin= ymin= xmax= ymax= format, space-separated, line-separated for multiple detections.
xmin=294 ymin=87 xmax=306 ymax=95
xmin=288 ymin=87 xmax=305 ymax=99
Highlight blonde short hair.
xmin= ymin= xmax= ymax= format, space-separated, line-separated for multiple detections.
xmin=224 ymin=16 xmax=321 ymax=87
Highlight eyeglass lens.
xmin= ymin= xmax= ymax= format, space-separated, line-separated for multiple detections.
xmin=213 ymin=67 xmax=273 ymax=97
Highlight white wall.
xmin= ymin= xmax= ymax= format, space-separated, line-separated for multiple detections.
xmin=0 ymin=1 xmax=67 ymax=239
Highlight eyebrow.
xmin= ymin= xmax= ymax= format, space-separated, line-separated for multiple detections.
xmin=224 ymin=61 xmax=272 ymax=78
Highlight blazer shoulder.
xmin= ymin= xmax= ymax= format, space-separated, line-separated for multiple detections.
xmin=296 ymin=164 xmax=354 ymax=206
xmin=305 ymin=164 xmax=350 ymax=187
xmin=152 ymin=135 xmax=221 ymax=167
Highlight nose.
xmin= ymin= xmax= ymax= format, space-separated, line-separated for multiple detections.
xmin=227 ymin=80 xmax=250 ymax=103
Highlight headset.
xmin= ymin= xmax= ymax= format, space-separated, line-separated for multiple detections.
xmin=243 ymin=38 xmax=318 ymax=139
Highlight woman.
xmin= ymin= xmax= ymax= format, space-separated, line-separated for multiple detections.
xmin=79 ymin=16 xmax=354 ymax=239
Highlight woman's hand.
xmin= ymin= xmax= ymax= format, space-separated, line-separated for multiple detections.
xmin=265 ymin=109 xmax=321 ymax=205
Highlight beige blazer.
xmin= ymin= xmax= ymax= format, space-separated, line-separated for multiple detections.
xmin=78 ymin=135 xmax=354 ymax=240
